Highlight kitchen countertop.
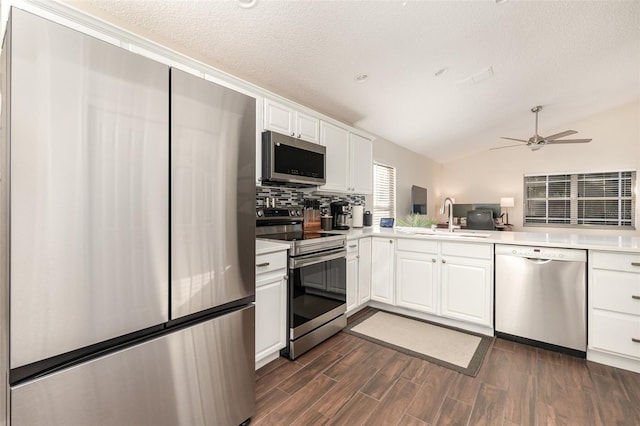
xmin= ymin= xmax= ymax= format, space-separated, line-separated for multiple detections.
xmin=256 ymin=239 xmax=290 ymax=255
xmin=328 ymin=226 xmax=640 ymax=253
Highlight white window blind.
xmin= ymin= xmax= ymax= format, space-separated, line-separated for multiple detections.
xmin=524 ymin=171 xmax=636 ymax=228
xmin=373 ymin=163 xmax=396 ymax=226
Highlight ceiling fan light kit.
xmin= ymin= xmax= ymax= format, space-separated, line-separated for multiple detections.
xmin=492 ymin=105 xmax=592 ymax=151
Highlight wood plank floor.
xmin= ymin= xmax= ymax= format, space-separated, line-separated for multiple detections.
xmin=254 ymin=315 xmax=640 ymax=425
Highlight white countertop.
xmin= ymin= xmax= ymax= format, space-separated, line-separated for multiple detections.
xmin=332 ymin=226 xmax=640 ymax=253
xmin=256 ymin=239 xmax=290 ymax=255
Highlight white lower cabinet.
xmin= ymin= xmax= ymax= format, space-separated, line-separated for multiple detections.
xmin=371 ymin=237 xmax=395 ymax=304
xmin=346 ymin=240 xmax=360 ymax=313
xmin=358 ymin=237 xmax=372 ymax=305
xmin=396 ymin=244 xmax=438 ymax=314
xmin=382 ymin=238 xmax=493 ymax=330
xmin=440 ymin=256 xmax=492 ymax=326
xmin=346 ymin=237 xmax=372 ymax=314
xmin=588 ymin=250 xmax=640 ymax=372
xmin=255 ymin=249 xmax=287 ymax=368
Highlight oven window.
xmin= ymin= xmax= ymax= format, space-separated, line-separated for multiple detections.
xmin=290 ymin=257 xmax=346 ymax=329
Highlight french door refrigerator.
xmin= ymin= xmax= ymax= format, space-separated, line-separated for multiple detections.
xmin=0 ymin=8 xmax=256 ymax=426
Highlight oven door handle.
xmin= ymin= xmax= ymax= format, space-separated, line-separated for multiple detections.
xmin=290 ymin=248 xmax=347 ymax=269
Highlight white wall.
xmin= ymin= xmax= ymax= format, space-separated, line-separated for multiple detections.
xmin=440 ymin=101 xmax=640 ymax=235
xmin=365 ymin=137 xmax=442 ymax=221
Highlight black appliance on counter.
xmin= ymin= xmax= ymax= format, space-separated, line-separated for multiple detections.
xmin=330 ymin=201 xmax=351 ymax=230
xmin=466 ymin=209 xmax=496 ymax=230
xmin=363 ymin=211 xmax=373 ymax=227
xmin=262 ymin=131 xmax=326 ymax=186
xmin=256 ymin=208 xmax=347 ymax=360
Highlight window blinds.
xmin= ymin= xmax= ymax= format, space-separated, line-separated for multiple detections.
xmin=373 ymin=163 xmax=396 ymax=227
xmin=524 ymin=171 xmax=635 ymax=228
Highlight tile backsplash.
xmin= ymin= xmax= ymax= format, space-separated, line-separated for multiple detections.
xmin=256 ymin=185 xmax=365 ymax=211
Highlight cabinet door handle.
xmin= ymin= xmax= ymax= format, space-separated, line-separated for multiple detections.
xmin=290 ymin=132 xmax=295 ymax=137
xmin=431 ymin=258 xmax=436 ymax=263
xmin=632 ymin=338 xmax=640 ymax=343
xmin=297 ymin=133 xmax=301 ymax=138
xmin=389 ymin=240 xmax=393 ymax=244
xmin=349 ymin=244 xmax=357 ymax=248
xmin=442 ymin=259 xmax=446 ymax=263
xmin=256 ymin=262 xmax=270 ymax=267
xmin=632 ymin=262 xmax=640 ymax=267
xmin=632 ymin=295 xmax=640 ymax=300
xmin=357 ymin=255 xmax=360 ymax=259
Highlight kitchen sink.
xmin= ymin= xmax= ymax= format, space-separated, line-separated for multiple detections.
xmin=396 ymin=227 xmax=490 ymax=239
xmin=414 ymin=230 xmax=491 ymax=239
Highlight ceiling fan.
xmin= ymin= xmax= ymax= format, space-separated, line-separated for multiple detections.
xmin=491 ymin=105 xmax=592 ymax=151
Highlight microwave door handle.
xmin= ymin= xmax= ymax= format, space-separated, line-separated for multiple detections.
xmin=290 ymin=249 xmax=346 ymax=269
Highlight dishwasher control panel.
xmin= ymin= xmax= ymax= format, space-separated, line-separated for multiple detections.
xmin=495 ymin=245 xmax=586 ymax=262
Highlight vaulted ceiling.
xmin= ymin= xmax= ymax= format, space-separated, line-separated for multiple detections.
xmin=67 ymin=0 xmax=640 ymax=163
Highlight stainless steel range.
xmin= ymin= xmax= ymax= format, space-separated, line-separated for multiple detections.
xmin=256 ymin=207 xmax=347 ymax=359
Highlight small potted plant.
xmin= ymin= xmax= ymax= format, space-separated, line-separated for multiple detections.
xmin=396 ymin=213 xmax=438 ymax=231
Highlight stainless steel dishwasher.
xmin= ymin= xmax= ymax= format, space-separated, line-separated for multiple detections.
xmin=495 ymin=244 xmax=587 ymax=356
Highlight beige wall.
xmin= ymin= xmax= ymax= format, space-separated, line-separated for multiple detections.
xmin=365 ymin=137 xmax=442 ymax=221
xmin=440 ymin=101 xmax=640 ymax=235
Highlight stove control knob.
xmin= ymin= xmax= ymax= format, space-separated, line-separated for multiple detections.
xmin=256 ymin=210 xmax=263 ymax=217
xmin=295 ymin=210 xmax=302 ymax=216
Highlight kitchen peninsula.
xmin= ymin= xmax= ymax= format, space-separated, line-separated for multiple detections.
xmin=257 ymin=227 xmax=640 ymax=375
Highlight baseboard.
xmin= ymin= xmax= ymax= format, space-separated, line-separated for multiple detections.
xmin=587 ymin=349 xmax=640 ymax=374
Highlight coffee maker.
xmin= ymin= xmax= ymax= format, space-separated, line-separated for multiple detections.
xmin=330 ymin=201 xmax=350 ymax=230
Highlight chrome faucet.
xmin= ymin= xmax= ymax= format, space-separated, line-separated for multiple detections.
xmin=440 ymin=197 xmax=459 ymax=232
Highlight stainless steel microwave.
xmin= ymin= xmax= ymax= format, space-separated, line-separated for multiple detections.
xmin=261 ymin=131 xmax=326 ymax=186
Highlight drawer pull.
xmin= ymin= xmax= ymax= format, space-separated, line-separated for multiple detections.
xmin=349 ymin=244 xmax=358 ymax=248
xmin=632 ymin=338 xmax=640 ymax=343
xmin=256 ymin=262 xmax=270 ymax=267
xmin=631 ymin=262 xmax=640 ymax=267
xmin=633 ymin=295 xmax=640 ymax=300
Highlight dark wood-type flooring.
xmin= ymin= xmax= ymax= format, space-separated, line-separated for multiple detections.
xmin=254 ymin=311 xmax=640 ymax=425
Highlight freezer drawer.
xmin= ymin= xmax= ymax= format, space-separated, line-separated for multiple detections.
xmin=11 ymin=306 xmax=256 ymax=426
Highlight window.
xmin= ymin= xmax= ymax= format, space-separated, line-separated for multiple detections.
xmin=373 ymin=163 xmax=396 ymax=226
xmin=524 ymin=171 xmax=636 ymax=228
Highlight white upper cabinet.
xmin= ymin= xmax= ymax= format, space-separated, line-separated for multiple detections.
xmin=349 ymin=132 xmax=373 ymax=194
xmin=319 ymin=122 xmax=373 ymax=194
xmin=319 ymin=121 xmax=350 ymax=193
xmin=296 ymin=111 xmax=320 ymax=143
xmin=263 ymin=98 xmax=319 ymax=143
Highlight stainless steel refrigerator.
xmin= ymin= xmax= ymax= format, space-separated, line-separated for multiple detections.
xmin=0 ymin=8 xmax=256 ymax=425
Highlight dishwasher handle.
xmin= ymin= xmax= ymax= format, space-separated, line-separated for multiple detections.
xmin=524 ymin=257 xmax=553 ymax=264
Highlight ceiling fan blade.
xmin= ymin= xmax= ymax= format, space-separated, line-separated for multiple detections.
xmin=490 ymin=144 xmax=526 ymax=150
xmin=545 ymin=138 xmax=592 ymax=144
xmin=500 ymin=137 xmax=528 ymax=143
xmin=544 ymin=130 xmax=577 ymax=141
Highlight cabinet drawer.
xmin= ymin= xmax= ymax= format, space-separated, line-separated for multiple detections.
xmin=441 ymin=241 xmax=492 ymax=260
xmin=592 ymin=251 xmax=640 ymax=273
xmin=592 ymin=269 xmax=640 ymax=315
xmin=590 ymin=310 xmax=640 ymax=359
xmin=396 ymin=238 xmax=438 ymax=254
xmin=346 ymin=240 xmax=360 ymax=255
xmin=255 ymin=251 xmax=287 ymax=276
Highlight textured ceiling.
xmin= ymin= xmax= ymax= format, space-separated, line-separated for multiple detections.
xmin=66 ymin=0 xmax=640 ymax=163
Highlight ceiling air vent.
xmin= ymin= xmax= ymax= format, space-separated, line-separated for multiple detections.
xmin=456 ymin=66 xmax=494 ymax=89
